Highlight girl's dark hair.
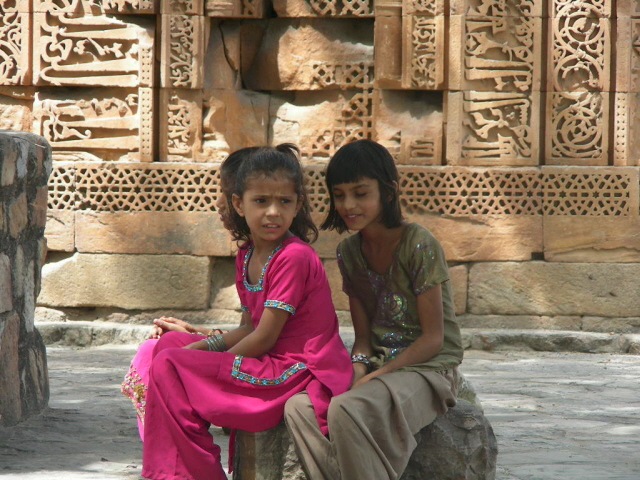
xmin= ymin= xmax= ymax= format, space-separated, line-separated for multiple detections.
xmin=219 ymin=147 xmax=258 ymax=229
xmin=320 ymin=139 xmax=403 ymax=233
xmin=229 ymin=143 xmax=318 ymax=244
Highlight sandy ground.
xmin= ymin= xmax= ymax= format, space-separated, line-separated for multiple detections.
xmin=1 ymin=346 xmax=639 ymax=480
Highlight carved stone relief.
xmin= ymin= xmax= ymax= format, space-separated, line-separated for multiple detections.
xmin=0 ymin=10 xmax=30 ymax=85
xmin=161 ymin=14 xmax=206 ymax=88
xmin=33 ymin=2 xmax=154 ymax=87
xmin=447 ymin=91 xmax=539 ymax=165
xmin=159 ymin=89 xmax=203 ymax=161
xmin=33 ymin=88 xmax=154 ymax=161
xmin=546 ymin=91 xmax=609 ymax=166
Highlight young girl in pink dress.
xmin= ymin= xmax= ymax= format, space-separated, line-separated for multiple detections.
xmin=121 ymin=146 xmax=252 ymax=441
xmin=140 ymin=144 xmax=352 ymax=480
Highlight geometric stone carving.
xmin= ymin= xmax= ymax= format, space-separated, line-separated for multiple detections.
xmin=160 ymin=14 xmax=207 ymax=89
xmin=545 ymin=91 xmax=609 ymax=166
xmin=0 ymin=11 xmax=31 ymax=85
xmin=447 ymin=91 xmax=540 ymax=165
xmin=33 ymin=88 xmax=154 ymax=162
xmin=542 ymin=166 xmax=635 ymax=216
xmin=33 ymin=5 xmax=154 ymax=87
xmin=450 ymin=0 xmax=543 ymax=17
xmin=161 ymin=0 xmax=203 ymax=15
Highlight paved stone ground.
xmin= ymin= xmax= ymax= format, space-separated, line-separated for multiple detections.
xmin=1 ymin=346 xmax=639 ymax=480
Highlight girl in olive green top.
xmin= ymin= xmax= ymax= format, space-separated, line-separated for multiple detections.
xmin=284 ymin=139 xmax=463 ymax=480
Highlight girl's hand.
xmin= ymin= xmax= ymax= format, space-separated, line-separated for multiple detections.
xmin=182 ymin=340 xmax=209 ymax=350
xmin=148 ymin=316 xmax=193 ymax=339
xmin=351 ymin=369 xmax=383 ymax=390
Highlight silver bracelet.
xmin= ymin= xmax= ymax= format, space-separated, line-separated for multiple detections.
xmin=351 ymin=353 xmax=372 ymax=370
xmin=204 ymin=333 xmax=226 ymax=352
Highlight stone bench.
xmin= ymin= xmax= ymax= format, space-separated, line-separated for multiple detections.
xmin=232 ymin=376 xmax=498 ymax=480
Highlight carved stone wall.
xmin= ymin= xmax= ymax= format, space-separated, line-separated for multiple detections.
xmin=1 ymin=0 xmax=639 ymax=337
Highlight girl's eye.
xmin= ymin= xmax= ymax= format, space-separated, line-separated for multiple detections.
xmin=254 ymin=198 xmax=265 ymax=204
xmin=333 ymin=193 xmax=344 ymax=199
xmin=355 ymin=192 xmax=366 ymax=198
xmin=281 ymin=198 xmax=291 ymax=204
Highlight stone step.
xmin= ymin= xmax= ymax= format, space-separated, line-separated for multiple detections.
xmin=34 ymin=320 xmax=640 ymax=354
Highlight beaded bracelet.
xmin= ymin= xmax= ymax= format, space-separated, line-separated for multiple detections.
xmin=351 ymin=353 xmax=372 ymax=371
xmin=204 ymin=333 xmax=227 ymax=352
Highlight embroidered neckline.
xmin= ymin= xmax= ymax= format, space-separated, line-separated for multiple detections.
xmin=242 ymin=243 xmax=282 ymax=292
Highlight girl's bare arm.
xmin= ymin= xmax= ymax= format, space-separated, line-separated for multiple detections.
xmin=352 ymin=284 xmax=444 ymax=388
xmin=349 ymin=296 xmax=373 ymax=386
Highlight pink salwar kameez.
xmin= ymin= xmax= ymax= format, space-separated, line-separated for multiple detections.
xmin=140 ymin=236 xmax=352 ymax=480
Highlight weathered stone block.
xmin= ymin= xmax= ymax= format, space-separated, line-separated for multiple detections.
xmin=373 ymin=89 xmax=443 ymax=166
xmin=458 ymin=314 xmax=582 ymax=331
xmin=38 ymin=253 xmax=211 ymax=310
xmin=0 ymin=88 xmax=33 ymax=132
xmin=159 ymin=88 xmax=203 ymax=161
xmin=450 ymin=0 xmax=543 ymax=17
xmin=201 ymin=89 xmax=270 ymax=158
xmin=75 ymin=211 xmax=232 ymax=256
xmin=233 ymin=400 xmax=497 ymax=480
xmin=449 ymin=264 xmax=467 ymax=316
xmin=243 ymin=19 xmax=373 ymax=91
xmin=210 ymin=258 xmax=241 ymax=310
xmin=0 ymin=12 xmax=31 ymax=85
xmin=613 ymin=92 xmax=640 ymax=166
xmin=469 ymin=262 xmax=640 ymax=316
xmin=406 ymin=213 xmax=543 ymax=262
xmin=44 ymin=210 xmax=75 ymax=252
xmin=9 ymin=193 xmax=28 ymax=238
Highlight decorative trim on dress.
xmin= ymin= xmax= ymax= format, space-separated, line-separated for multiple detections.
xmin=121 ymin=368 xmax=147 ymax=425
xmin=231 ymin=355 xmax=307 ymax=385
xmin=242 ymin=244 xmax=282 ymax=292
xmin=264 ymin=299 xmax=296 ymax=314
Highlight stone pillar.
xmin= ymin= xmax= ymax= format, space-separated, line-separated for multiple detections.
xmin=0 ymin=130 xmax=51 ymax=426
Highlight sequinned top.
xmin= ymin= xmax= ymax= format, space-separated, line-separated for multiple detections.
xmin=337 ymin=223 xmax=463 ymax=371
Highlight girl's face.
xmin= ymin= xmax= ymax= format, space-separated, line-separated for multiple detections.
xmin=330 ymin=176 xmax=383 ymax=232
xmin=232 ymin=174 xmax=301 ymax=247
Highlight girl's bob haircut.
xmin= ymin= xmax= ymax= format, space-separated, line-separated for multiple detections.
xmin=229 ymin=143 xmax=318 ymax=244
xmin=321 ymin=139 xmax=403 ymax=233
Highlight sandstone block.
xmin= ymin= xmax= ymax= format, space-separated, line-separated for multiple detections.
xmin=38 ymin=253 xmax=211 ymax=310
xmin=449 ymin=264 xmax=467 ymax=316
xmin=33 ymin=186 xmax=48 ymax=229
xmin=469 ymin=262 xmax=640 ymax=316
xmin=75 ymin=211 xmax=233 ymax=256
xmin=243 ymin=19 xmax=373 ymax=91
xmin=405 ymin=213 xmax=542 ymax=262
xmin=44 ymin=210 xmax=75 ymax=252
xmin=373 ymin=89 xmax=443 ymax=166
xmin=160 ymin=15 xmax=207 ymax=88
xmin=233 ymin=400 xmax=497 ymax=480
xmin=210 ymin=258 xmax=241 ymax=310
xmin=159 ymin=89 xmax=203 ymax=161
xmin=457 ymin=314 xmax=582 ymax=331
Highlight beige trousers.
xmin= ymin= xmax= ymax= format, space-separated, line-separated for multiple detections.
xmin=284 ymin=370 xmax=457 ymax=480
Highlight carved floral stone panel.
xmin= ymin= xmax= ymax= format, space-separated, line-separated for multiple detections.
xmin=0 ymin=11 xmax=30 ymax=85
xmin=546 ymin=91 xmax=609 ymax=166
xmin=33 ymin=3 xmax=154 ymax=87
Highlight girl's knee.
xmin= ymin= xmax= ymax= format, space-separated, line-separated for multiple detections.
xmin=284 ymin=393 xmax=311 ymax=421
xmin=154 ymin=331 xmax=193 ymax=354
